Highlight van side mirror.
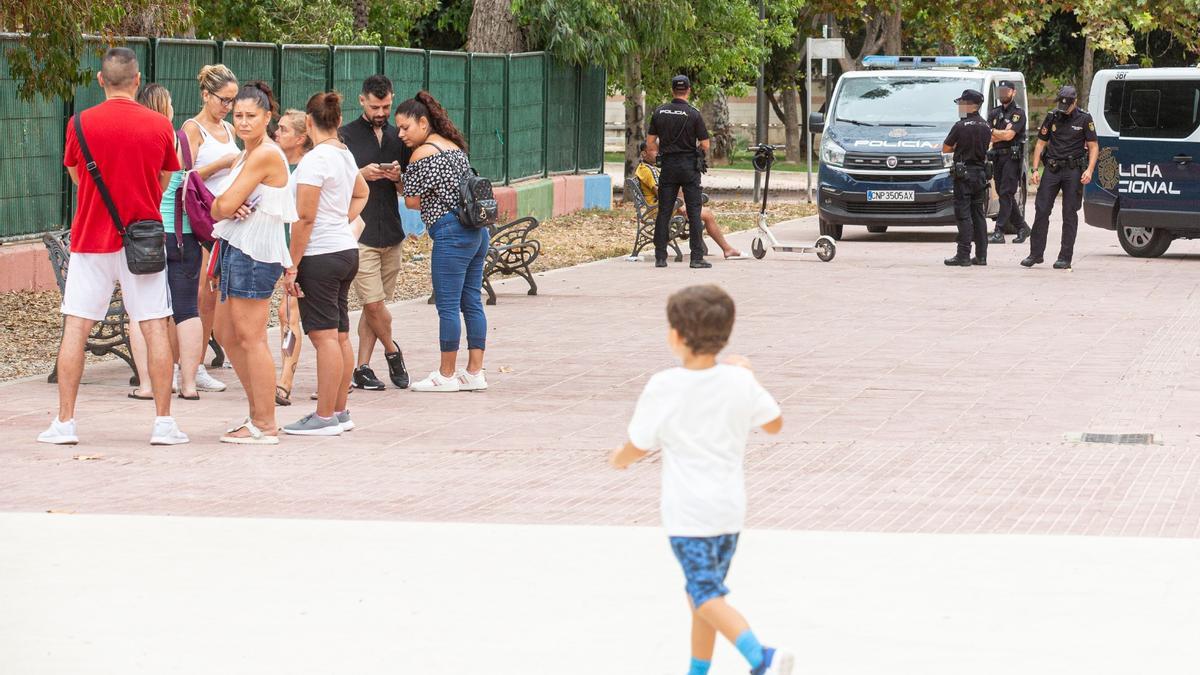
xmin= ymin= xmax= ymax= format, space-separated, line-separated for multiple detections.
xmin=808 ymin=112 xmax=825 ymax=133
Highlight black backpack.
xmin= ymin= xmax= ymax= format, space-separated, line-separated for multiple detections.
xmin=425 ymin=142 xmax=498 ymax=229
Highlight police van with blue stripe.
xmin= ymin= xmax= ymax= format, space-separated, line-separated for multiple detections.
xmin=1084 ymin=67 xmax=1200 ymax=257
xmin=809 ymin=56 xmax=1026 ymax=239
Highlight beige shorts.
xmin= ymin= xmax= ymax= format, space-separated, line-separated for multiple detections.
xmin=352 ymin=243 xmax=402 ymax=305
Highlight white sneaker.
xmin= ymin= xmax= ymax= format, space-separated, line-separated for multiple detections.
xmin=762 ymin=647 xmax=794 ymax=675
xmin=195 ymin=365 xmax=227 ymax=392
xmin=456 ymin=369 xmax=488 ymax=391
xmin=38 ymin=418 xmax=79 ymax=445
xmin=150 ymin=417 xmax=190 ymax=445
xmin=171 ymin=364 xmax=180 ymax=394
xmin=410 ymin=370 xmax=461 ymax=392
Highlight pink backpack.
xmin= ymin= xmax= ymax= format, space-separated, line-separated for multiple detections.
xmin=175 ymin=129 xmax=217 ymax=243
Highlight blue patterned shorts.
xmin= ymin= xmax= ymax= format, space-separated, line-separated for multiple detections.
xmin=669 ymin=533 xmax=740 ymax=608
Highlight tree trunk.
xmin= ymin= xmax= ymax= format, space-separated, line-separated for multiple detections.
xmin=353 ymin=0 xmax=369 ymax=33
xmin=782 ymin=86 xmax=801 ymax=163
xmin=467 ymin=0 xmax=525 ymax=53
xmin=622 ymin=52 xmax=645 ymax=185
xmin=882 ymin=1 xmax=902 ymax=55
xmin=1079 ymin=37 xmax=1095 ymax=111
xmin=701 ymin=89 xmax=734 ymax=166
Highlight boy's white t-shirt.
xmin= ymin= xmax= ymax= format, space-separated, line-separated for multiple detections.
xmin=290 ymin=143 xmax=360 ymax=256
xmin=627 ymin=364 xmax=781 ymax=537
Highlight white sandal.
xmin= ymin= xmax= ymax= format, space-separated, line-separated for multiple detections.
xmin=220 ymin=418 xmax=280 ymax=445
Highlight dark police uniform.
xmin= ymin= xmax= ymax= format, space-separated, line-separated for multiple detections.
xmin=1027 ymin=86 xmax=1097 ymax=266
xmin=647 ymin=76 xmax=708 ymax=265
xmin=943 ymin=89 xmax=993 ymax=265
xmin=987 ymin=82 xmax=1028 ymax=242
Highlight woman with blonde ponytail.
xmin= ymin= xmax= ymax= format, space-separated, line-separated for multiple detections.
xmin=394 ymin=91 xmax=489 ymax=393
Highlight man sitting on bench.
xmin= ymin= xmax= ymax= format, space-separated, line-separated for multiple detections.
xmin=635 ymin=142 xmax=742 ymax=259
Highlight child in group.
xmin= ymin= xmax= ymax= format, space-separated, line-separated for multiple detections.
xmin=610 ymin=284 xmax=791 ymax=675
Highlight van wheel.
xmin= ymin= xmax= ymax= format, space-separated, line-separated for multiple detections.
xmin=1117 ymin=225 xmax=1172 ymax=258
xmin=819 ymin=219 xmax=843 ymax=240
xmin=867 ymin=225 xmax=888 ymax=234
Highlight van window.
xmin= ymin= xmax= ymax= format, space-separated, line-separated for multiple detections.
xmin=1102 ymin=80 xmax=1123 ymax=130
xmin=1120 ymin=80 xmax=1200 ymax=139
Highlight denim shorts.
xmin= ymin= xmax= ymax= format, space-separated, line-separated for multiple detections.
xmin=217 ymin=240 xmax=283 ymax=302
xmin=669 ymin=533 xmax=739 ymax=609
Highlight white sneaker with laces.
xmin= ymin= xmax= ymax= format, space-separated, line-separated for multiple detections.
xmin=150 ymin=417 xmax=190 ymax=445
xmin=195 ymin=365 xmax=227 ymax=392
xmin=38 ymin=418 xmax=79 ymax=445
xmin=411 ymin=370 xmax=461 ymax=392
xmin=456 ymin=369 xmax=488 ymax=391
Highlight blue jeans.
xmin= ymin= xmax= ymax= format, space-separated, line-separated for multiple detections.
xmin=429 ymin=211 xmax=488 ymax=352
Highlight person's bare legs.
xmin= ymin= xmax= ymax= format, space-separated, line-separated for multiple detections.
xmin=197 ymin=249 xmax=218 ymax=366
xmin=336 ymin=331 xmax=353 ymax=411
xmin=215 ymin=296 xmax=277 ymax=435
xmin=438 ymin=350 xmax=458 ymax=378
xmin=138 ymin=317 xmax=175 ymax=418
xmin=694 ymin=597 xmax=752 ymax=644
xmin=701 ymin=207 xmax=739 ymax=257
xmin=128 ymin=319 xmax=152 ymax=396
xmin=56 ymin=315 xmax=97 ymax=421
xmin=465 ymin=348 xmax=484 ymax=375
xmin=309 ymin=329 xmax=343 ymax=418
xmin=357 ymin=301 xmax=393 ymax=366
xmin=277 ymin=295 xmax=303 ymax=397
xmin=175 ymin=317 xmax=204 ymax=397
xmin=689 ymin=598 xmax=718 ymax=664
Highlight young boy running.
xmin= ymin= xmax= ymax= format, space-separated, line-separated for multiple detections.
xmin=610 ymin=284 xmax=791 ymax=675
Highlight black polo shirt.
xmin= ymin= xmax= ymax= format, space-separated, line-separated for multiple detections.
xmin=1038 ymin=107 xmax=1097 ymax=161
xmin=987 ymin=101 xmax=1026 ymax=150
xmin=339 ymin=115 xmax=413 ymax=249
xmin=943 ymin=111 xmax=991 ymax=165
xmin=647 ymin=98 xmax=708 ymax=157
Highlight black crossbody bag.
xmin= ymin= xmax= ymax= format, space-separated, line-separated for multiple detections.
xmin=73 ymin=114 xmax=166 ymax=275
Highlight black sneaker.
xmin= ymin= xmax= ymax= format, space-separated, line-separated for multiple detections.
xmin=352 ymin=365 xmax=386 ymax=391
xmin=385 ymin=341 xmax=410 ymax=389
xmin=1013 ymin=226 xmax=1031 ymax=244
xmin=944 ymin=256 xmax=972 ymax=267
xmin=988 ymin=230 xmax=1005 ymax=244
xmin=689 ymin=259 xmax=712 ymax=269
xmin=1020 ymin=256 xmax=1043 ymax=268
xmin=654 ymin=258 xmax=668 ymax=268
xmin=1053 ymin=258 xmax=1072 ymax=269
xmin=971 ymin=256 xmax=987 ymax=266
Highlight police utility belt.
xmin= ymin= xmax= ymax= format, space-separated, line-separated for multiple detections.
xmin=657 ymin=149 xmax=708 ymax=174
xmin=953 ymin=161 xmax=992 ymax=180
xmin=1045 ymin=155 xmax=1086 ymax=172
xmin=986 ymin=145 xmax=1023 ymax=160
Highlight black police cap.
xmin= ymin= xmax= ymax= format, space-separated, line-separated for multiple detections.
xmin=671 ymin=74 xmax=691 ymax=91
xmin=1057 ymin=85 xmax=1077 ymax=102
xmin=998 ymin=80 xmax=1016 ymax=90
xmin=954 ymin=89 xmax=984 ymax=104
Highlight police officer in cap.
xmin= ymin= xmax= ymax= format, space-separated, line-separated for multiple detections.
xmin=646 ymin=74 xmax=710 ymax=269
xmin=987 ymin=80 xmax=1030 ymax=244
xmin=943 ymin=89 xmax=992 ymax=267
xmin=1021 ymin=85 xmax=1099 ymax=269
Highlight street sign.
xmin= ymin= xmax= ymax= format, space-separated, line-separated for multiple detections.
xmin=808 ymin=38 xmax=848 ymax=61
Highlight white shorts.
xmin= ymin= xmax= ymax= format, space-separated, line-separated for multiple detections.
xmin=61 ymin=250 xmax=172 ymax=322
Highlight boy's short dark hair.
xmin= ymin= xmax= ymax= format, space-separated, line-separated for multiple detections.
xmin=638 ymin=140 xmax=647 ymax=153
xmin=361 ymin=74 xmax=393 ymax=99
xmin=667 ymin=284 xmax=735 ymax=355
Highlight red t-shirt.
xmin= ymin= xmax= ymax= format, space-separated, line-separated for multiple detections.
xmin=63 ymin=98 xmax=180 ymax=253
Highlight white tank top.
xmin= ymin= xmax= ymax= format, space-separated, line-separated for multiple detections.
xmin=212 ymin=143 xmax=297 ymax=268
xmin=185 ymin=118 xmax=239 ymax=193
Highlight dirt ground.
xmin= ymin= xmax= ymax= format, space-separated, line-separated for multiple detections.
xmin=0 ymin=200 xmax=815 ymax=383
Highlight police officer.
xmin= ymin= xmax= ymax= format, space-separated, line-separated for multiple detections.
xmin=987 ymin=80 xmax=1030 ymax=245
xmin=646 ymin=74 xmax=710 ymax=269
xmin=1021 ymin=85 xmax=1099 ymax=269
xmin=943 ymin=89 xmax=992 ymax=267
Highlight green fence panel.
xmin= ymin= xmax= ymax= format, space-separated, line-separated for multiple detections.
xmin=0 ymin=36 xmax=66 ymax=238
xmin=332 ymin=45 xmax=381 ymax=101
xmin=506 ymin=53 xmax=545 ymax=183
xmin=154 ymin=39 xmax=219 ymax=127
xmin=576 ymin=65 xmax=606 ymax=172
xmin=280 ymin=45 xmax=331 ymax=113
xmin=468 ymin=54 xmax=506 ymax=183
xmin=221 ymin=42 xmax=278 ymax=97
xmin=384 ymin=48 xmax=426 ymax=98
xmin=73 ymin=37 xmax=151 ymax=113
xmin=546 ymin=60 xmax=579 ymax=174
xmin=427 ymin=51 xmax=469 ymax=132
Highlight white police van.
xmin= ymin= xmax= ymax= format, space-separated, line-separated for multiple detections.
xmin=1084 ymin=67 xmax=1200 ymax=257
xmin=809 ymin=56 xmax=1027 ymax=239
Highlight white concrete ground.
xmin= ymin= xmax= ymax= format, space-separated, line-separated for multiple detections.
xmin=2 ymin=512 xmax=1198 ymax=675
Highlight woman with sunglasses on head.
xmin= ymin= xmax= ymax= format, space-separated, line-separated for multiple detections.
xmin=272 ymin=109 xmax=312 ymax=406
xmin=182 ymin=64 xmax=242 ymax=397
xmin=209 ymin=81 xmax=295 ymax=444
xmin=280 ymin=92 xmax=368 ymax=436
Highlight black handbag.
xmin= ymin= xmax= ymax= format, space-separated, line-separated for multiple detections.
xmin=73 ymin=114 xmax=166 ymax=275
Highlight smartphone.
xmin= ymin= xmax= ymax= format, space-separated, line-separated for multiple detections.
xmin=246 ymin=194 xmax=262 ymax=212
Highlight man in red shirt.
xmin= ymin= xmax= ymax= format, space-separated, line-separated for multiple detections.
xmin=39 ymin=48 xmax=189 ymax=446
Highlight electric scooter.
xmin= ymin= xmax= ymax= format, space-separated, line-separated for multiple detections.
xmin=748 ymin=144 xmax=836 ymax=262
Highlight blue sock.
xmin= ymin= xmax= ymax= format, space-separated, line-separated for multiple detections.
xmin=735 ymin=629 xmax=765 ymax=669
xmin=687 ymin=657 xmax=712 ymax=675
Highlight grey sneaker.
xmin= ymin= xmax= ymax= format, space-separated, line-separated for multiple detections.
xmin=336 ymin=410 xmax=355 ymax=432
xmin=283 ymin=412 xmax=343 ymax=436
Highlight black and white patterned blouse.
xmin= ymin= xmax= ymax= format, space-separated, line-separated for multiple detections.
xmin=402 ymin=144 xmax=471 ymax=226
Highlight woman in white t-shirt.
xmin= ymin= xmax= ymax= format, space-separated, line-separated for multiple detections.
xmin=281 ymin=91 xmax=369 ymax=437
